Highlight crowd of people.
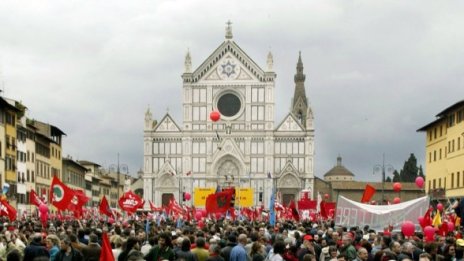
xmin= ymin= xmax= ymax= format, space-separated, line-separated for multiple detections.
xmin=0 ymin=216 xmax=461 ymax=261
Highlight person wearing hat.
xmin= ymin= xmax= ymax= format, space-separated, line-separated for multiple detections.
xmin=55 ymin=235 xmax=84 ymax=261
xmin=297 ymin=235 xmax=315 ymax=261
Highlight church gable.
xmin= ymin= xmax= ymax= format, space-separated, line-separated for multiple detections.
xmin=211 ymin=138 xmax=246 ymax=164
xmin=191 ymin=41 xmax=267 ymax=83
xmin=275 ymin=113 xmax=305 ymax=132
xmin=153 ymin=114 xmax=181 ymax=132
xmin=201 ymin=54 xmax=256 ymax=82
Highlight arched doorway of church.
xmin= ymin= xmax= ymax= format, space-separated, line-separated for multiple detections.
xmin=162 ymin=193 xmax=174 ymax=207
xmin=278 ymin=173 xmax=301 ymax=205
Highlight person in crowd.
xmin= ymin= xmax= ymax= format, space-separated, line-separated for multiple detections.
xmin=250 ymin=242 xmax=265 ymax=261
xmin=176 ymin=238 xmax=198 ymax=261
xmin=81 ymin=233 xmax=101 ymax=261
xmin=119 ymin=237 xmax=140 ymax=261
xmin=193 ymin=237 xmax=211 ymax=261
xmin=230 ymin=234 xmax=248 ymax=261
xmin=55 ymin=235 xmax=84 ymax=261
xmin=340 ymin=235 xmax=356 ymax=261
xmin=353 ymin=248 xmax=368 ymax=261
xmin=207 ymin=244 xmax=225 ymax=261
xmin=144 ymin=232 xmax=175 ymax=261
xmin=46 ymin=234 xmax=61 ymax=261
xmin=221 ymin=234 xmax=238 ymax=261
xmin=23 ymin=233 xmax=50 ymax=261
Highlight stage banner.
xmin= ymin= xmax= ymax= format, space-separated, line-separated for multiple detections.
xmin=194 ymin=188 xmax=215 ymax=207
xmin=236 ymin=188 xmax=254 ymax=207
xmin=335 ymin=196 xmax=429 ymax=231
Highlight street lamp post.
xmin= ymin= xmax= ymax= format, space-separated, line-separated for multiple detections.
xmin=109 ymin=153 xmax=128 ymax=201
xmin=373 ymin=153 xmax=394 ymax=204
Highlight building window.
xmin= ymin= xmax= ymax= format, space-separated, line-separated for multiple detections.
xmin=434 ymin=128 xmax=437 ymax=139
xmin=449 ymin=114 xmax=456 ymax=127
xmin=429 ymin=152 xmax=431 ymax=163
xmin=458 ymin=172 xmax=461 ymax=188
xmin=452 ymin=173 xmax=455 ymax=188
xmin=439 ymin=149 xmax=442 ymax=160
xmin=440 ymin=126 xmax=443 ymax=136
xmin=459 ymin=137 xmax=461 ymax=150
xmin=439 ymin=178 xmax=441 ymax=188
xmin=434 ymin=150 xmax=436 ymax=161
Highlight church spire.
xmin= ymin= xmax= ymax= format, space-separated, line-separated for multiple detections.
xmin=184 ymin=49 xmax=192 ymax=73
xmin=291 ymin=52 xmax=310 ymax=127
xmin=225 ymin=20 xmax=233 ymax=40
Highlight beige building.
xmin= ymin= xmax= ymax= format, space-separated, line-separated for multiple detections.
xmin=315 ymin=156 xmax=424 ymax=203
xmin=417 ymin=100 xmax=464 ymax=199
xmin=62 ymin=157 xmax=87 ymax=190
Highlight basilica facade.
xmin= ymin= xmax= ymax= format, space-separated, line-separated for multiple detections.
xmin=143 ymin=24 xmax=315 ymax=208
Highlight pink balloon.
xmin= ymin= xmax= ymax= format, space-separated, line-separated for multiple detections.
xmin=418 ymin=216 xmax=425 ymax=228
xmin=195 ymin=212 xmax=203 ymax=220
xmin=108 ymin=217 xmax=115 ymax=224
xmin=437 ymin=203 xmax=444 ymax=211
xmin=393 ymin=197 xmax=401 ymax=204
xmin=184 ymin=193 xmax=191 ymax=201
xmin=424 ymin=226 xmax=435 ymax=240
xmin=39 ymin=204 xmax=48 ymax=213
xmin=448 ymin=222 xmax=455 ymax=232
xmin=393 ymin=182 xmax=402 ymax=192
xmin=415 ymin=176 xmax=424 ymax=188
xmin=402 ymin=221 xmax=415 ymax=237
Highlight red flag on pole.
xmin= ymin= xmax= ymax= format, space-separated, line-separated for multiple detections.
xmin=205 ymin=191 xmax=233 ymax=214
xmin=288 ymin=200 xmax=300 ymax=222
xmin=50 ymin=176 xmax=76 ymax=211
xmin=118 ymin=190 xmax=143 ymax=214
xmin=361 ymin=184 xmax=376 ymax=203
xmin=30 ymin=189 xmax=44 ymax=207
xmin=0 ymin=199 xmax=17 ymax=221
xmin=99 ymin=196 xmax=113 ymax=217
xmin=149 ymin=200 xmax=163 ymax=212
xmin=100 ymin=232 xmax=115 ymax=261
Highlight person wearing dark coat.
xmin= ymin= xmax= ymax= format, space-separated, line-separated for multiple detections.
xmin=175 ymin=238 xmax=198 ymax=261
xmin=81 ymin=234 xmax=101 ymax=261
xmin=23 ymin=233 xmax=50 ymax=261
xmin=221 ymin=234 xmax=238 ymax=261
xmin=55 ymin=236 xmax=84 ymax=261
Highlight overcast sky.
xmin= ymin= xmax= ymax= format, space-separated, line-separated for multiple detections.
xmin=2 ymin=1 xmax=464 ymax=181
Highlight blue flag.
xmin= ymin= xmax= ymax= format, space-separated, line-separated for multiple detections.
xmin=145 ymin=220 xmax=150 ymax=234
xmin=269 ymin=188 xmax=276 ymax=226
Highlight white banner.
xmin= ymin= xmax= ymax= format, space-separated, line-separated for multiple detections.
xmin=335 ymin=196 xmax=429 ymax=231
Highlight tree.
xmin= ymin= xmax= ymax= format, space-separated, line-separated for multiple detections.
xmin=392 ymin=170 xmax=401 ymax=182
xmin=399 ymin=153 xmax=419 ymax=182
xmin=385 ymin=176 xmax=392 ymax=182
xmin=418 ymin=165 xmax=425 ymax=178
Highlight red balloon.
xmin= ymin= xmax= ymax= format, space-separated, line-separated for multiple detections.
xmin=415 ymin=176 xmax=424 ymax=188
xmin=393 ymin=197 xmax=401 ymax=204
xmin=184 ymin=192 xmax=191 ymax=201
xmin=437 ymin=203 xmax=444 ymax=212
xmin=195 ymin=212 xmax=203 ymax=220
xmin=324 ymin=193 xmax=329 ymax=199
xmin=401 ymin=221 xmax=415 ymax=237
xmin=210 ymin=111 xmax=220 ymax=122
xmin=393 ymin=182 xmax=402 ymax=192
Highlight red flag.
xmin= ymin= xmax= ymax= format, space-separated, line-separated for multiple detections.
xmin=118 ymin=190 xmax=143 ymax=214
xmin=50 ymin=176 xmax=76 ymax=211
xmin=320 ymin=201 xmax=328 ymax=219
xmin=288 ymin=200 xmax=300 ymax=222
xmin=424 ymin=207 xmax=433 ymax=227
xmin=99 ymin=196 xmax=113 ymax=217
xmin=0 ymin=199 xmax=17 ymax=221
xmin=70 ymin=189 xmax=89 ymax=214
xmin=168 ymin=197 xmax=184 ymax=214
xmin=100 ymin=232 xmax=115 ymax=261
xmin=30 ymin=189 xmax=44 ymax=207
xmin=361 ymin=184 xmax=376 ymax=203
xmin=149 ymin=200 xmax=163 ymax=212
xmin=205 ymin=191 xmax=232 ymax=214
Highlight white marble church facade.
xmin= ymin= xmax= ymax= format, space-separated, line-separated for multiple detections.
xmin=143 ymin=24 xmax=315 ymax=208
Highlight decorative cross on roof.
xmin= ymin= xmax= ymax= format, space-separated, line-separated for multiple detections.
xmin=225 ymin=20 xmax=233 ymax=39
